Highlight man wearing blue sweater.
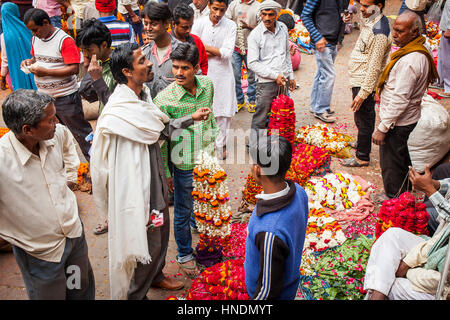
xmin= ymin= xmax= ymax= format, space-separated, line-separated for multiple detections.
xmin=244 ymin=134 xmax=309 ymax=300
xmin=301 ymin=0 xmax=349 ymax=123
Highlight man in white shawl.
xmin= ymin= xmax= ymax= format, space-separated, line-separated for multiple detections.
xmin=90 ymin=43 xmax=211 ymax=300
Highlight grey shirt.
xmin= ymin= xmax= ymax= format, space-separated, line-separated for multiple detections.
xmin=142 ymin=34 xmax=181 ymax=98
xmin=247 ymin=21 xmax=294 ymax=83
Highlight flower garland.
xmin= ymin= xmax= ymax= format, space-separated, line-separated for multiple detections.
xmin=305 ymin=172 xmax=366 ymax=212
xmin=303 ymin=208 xmax=347 ymax=255
xmin=235 ymin=23 xmax=246 ymax=55
xmin=0 ymin=127 xmax=10 ymax=138
xmin=376 ymin=192 xmax=429 ymax=239
xmin=192 ymin=150 xmax=232 ymax=266
xmin=187 ymin=259 xmax=249 ymax=300
xmin=75 ymin=162 xmax=92 ymax=193
xmin=268 ymin=94 xmax=296 ymax=145
xmin=425 ymin=20 xmax=441 ymax=51
xmin=295 ymin=123 xmax=354 ymax=158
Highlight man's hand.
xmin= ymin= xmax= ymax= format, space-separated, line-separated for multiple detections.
xmin=276 ymin=74 xmax=287 ymax=87
xmin=395 ymin=261 xmax=411 ymax=278
xmin=67 ymin=181 xmax=76 ymax=190
xmin=372 ymin=129 xmax=386 ymax=145
xmin=315 ymin=37 xmax=328 ymax=52
xmin=88 ymin=54 xmax=103 ymax=81
xmin=444 ymin=29 xmax=450 ymax=39
xmin=409 ymin=165 xmax=439 ymax=197
xmin=192 ymin=107 xmax=211 ymax=121
xmin=167 ymin=177 xmax=174 ymax=193
xmin=350 ymin=95 xmax=365 ymax=112
xmin=28 ymin=65 xmax=49 ymax=77
xmin=240 ymin=20 xmax=253 ymax=30
xmin=21 ymin=59 xmax=34 ymax=69
xmin=0 ymin=77 xmax=6 ymax=90
xmin=289 ymin=79 xmax=296 ymax=91
xmin=342 ymin=13 xmax=351 ymax=24
xmin=131 ymin=14 xmax=141 ymax=25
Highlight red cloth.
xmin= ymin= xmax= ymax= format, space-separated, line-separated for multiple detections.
xmin=191 ymin=34 xmax=209 ymax=75
xmin=95 ymin=0 xmax=117 ymax=13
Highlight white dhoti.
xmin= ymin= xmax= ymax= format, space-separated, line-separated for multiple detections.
xmin=215 ymin=116 xmax=231 ymax=149
xmin=364 ymin=227 xmax=435 ymax=300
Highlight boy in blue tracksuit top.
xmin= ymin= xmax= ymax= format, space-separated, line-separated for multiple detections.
xmin=244 ymin=134 xmax=309 ymax=300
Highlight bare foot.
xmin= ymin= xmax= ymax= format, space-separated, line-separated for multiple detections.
xmin=93 ymin=220 xmax=108 ymax=235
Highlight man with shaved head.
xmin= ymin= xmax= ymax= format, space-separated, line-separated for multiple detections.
xmin=371 ymin=10 xmax=439 ymax=203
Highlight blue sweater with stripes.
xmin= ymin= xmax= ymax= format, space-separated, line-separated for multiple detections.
xmin=244 ymin=180 xmax=308 ymax=300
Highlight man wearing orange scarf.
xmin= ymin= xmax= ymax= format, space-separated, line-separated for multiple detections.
xmin=372 ymin=10 xmax=439 ymax=202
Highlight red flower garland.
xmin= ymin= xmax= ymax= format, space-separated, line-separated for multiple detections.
xmin=376 ymin=192 xmax=429 ymax=239
xmin=268 ymin=94 xmax=296 ymax=145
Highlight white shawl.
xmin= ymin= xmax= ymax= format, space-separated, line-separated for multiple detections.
xmin=90 ymin=84 xmax=170 ymax=300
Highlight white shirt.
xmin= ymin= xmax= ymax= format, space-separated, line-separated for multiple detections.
xmin=255 ymin=182 xmax=290 ymax=200
xmin=191 ymin=16 xmax=238 ymax=117
xmin=0 ymin=124 xmax=82 ymax=262
xmin=190 ymin=3 xmax=210 ymax=21
xmin=247 ymin=21 xmax=294 ymax=83
xmin=118 ymin=0 xmax=140 ymax=15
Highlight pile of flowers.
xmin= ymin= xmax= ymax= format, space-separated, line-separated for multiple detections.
xmin=221 ymin=223 xmax=248 ymax=258
xmin=187 ymin=258 xmax=249 ymax=300
xmin=75 ymin=162 xmax=92 ymax=193
xmin=0 ymin=127 xmax=9 ymax=138
xmin=425 ymin=20 xmax=441 ymax=51
xmin=285 ymin=144 xmax=330 ymax=186
xmin=192 ymin=150 xmax=232 ymax=266
xmin=298 ymin=235 xmax=374 ymax=300
xmin=268 ymin=94 xmax=296 ymax=145
xmin=305 ymin=172 xmax=366 ymax=212
xmin=295 ymin=123 xmax=353 ymax=158
xmin=376 ymin=192 xmax=429 ymax=239
xmin=303 ymin=208 xmax=347 ymax=254
xmin=242 ymin=174 xmax=263 ymax=205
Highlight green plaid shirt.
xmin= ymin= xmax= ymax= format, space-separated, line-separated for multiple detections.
xmin=153 ymin=75 xmax=218 ymax=177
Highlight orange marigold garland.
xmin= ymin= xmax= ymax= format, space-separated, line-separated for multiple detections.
xmin=192 ymin=151 xmax=232 ymax=267
xmin=75 ymin=162 xmax=92 ymax=193
xmin=0 ymin=127 xmax=10 ymax=139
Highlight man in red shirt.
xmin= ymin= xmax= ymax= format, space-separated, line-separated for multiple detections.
xmin=22 ymin=8 xmax=93 ymax=161
xmin=171 ymin=3 xmax=208 ymax=75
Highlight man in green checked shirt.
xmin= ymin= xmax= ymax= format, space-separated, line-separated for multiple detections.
xmin=154 ymin=42 xmax=218 ymax=278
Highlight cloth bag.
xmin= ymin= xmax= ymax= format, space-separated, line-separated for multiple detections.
xmin=408 ymin=93 xmax=450 ymax=173
xmin=405 ymin=0 xmax=427 ymax=11
xmin=426 ymin=0 xmax=444 ymax=23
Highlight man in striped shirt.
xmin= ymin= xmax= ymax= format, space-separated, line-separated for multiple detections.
xmin=95 ymin=0 xmax=136 ymax=48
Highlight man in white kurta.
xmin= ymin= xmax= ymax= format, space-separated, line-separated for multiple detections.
xmin=191 ymin=0 xmax=237 ymax=160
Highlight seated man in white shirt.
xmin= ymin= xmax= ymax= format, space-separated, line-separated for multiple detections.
xmin=0 ymin=89 xmax=95 ymax=300
xmin=363 ymin=163 xmax=450 ymax=300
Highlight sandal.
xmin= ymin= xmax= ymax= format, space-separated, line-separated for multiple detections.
xmin=176 ymin=258 xmax=199 ymax=279
xmin=247 ymin=102 xmax=256 ymax=113
xmin=340 ymin=157 xmax=369 ymax=167
xmin=314 ymin=112 xmax=336 ymax=123
xmin=93 ymin=221 xmax=108 ymax=235
xmin=348 ymin=141 xmax=357 ymax=149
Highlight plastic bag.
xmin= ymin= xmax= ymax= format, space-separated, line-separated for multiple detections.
xmin=426 ymin=0 xmax=444 ymax=23
xmin=408 ymin=93 xmax=450 ymax=173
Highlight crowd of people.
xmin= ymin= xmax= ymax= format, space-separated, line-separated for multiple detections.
xmin=0 ymin=0 xmax=448 ymax=301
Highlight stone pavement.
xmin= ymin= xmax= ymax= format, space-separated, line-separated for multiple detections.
xmin=0 ymin=0 xmax=449 ymax=300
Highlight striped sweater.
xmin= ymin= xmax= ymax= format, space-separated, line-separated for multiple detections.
xmin=98 ymin=16 xmax=136 ymax=48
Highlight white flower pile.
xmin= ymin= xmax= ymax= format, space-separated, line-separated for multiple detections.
xmin=295 ymin=123 xmax=348 ymax=154
xmin=193 ymin=150 xmax=231 ymax=239
xmin=305 ymin=172 xmax=365 ymax=212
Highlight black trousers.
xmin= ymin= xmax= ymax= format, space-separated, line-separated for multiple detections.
xmin=352 ymin=87 xmax=376 ymax=162
xmin=54 ymin=91 xmax=93 ymax=162
xmin=379 ymin=123 xmax=417 ymax=198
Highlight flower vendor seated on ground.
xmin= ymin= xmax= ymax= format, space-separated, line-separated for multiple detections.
xmin=245 ymin=134 xmax=309 ymax=300
xmin=77 ymin=18 xmax=117 ymax=236
xmin=153 ymin=42 xmax=218 ymax=279
xmin=363 ymin=163 xmax=450 ymax=300
xmin=0 ymin=89 xmax=95 ymax=300
xmin=90 ymin=42 xmax=212 ymax=299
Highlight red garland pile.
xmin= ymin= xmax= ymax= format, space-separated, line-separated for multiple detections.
xmin=376 ymin=192 xmax=429 ymax=239
xmin=187 ymin=258 xmax=249 ymax=300
xmin=268 ymin=94 xmax=296 ymax=145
